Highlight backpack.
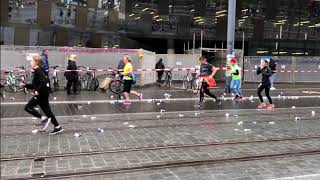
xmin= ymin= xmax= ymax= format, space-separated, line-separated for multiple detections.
xmin=131 ymin=74 xmax=137 ymax=84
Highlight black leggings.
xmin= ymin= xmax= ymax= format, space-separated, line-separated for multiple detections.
xmin=200 ymin=82 xmax=217 ymax=103
xmin=66 ymin=79 xmax=78 ymax=93
xmin=24 ymin=93 xmax=60 ymax=127
xmin=257 ymin=84 xmax=272 ymax=104
xmin=157 ymin=72 xmax=164 ymax=83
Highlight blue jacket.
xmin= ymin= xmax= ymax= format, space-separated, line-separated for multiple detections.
xmin=41 ymin=54 xmax=49 ymax=71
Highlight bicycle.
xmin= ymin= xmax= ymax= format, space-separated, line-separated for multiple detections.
xmin=50 ymin=65 xmax=60 ymax=92
xmin=163 ymin=69 xmax=172 ymax=87
xmin=182 ymin=70 xmax=201 ymax=95
xmin=78 ymin=66 xmax=99 ymax=91
xmin=16 ymin=66 xmax=33 ymax=94
xmin=2 ymin=70 xmax=17 ymax=93
xmin=109 ymin=72 xmax=123 ymax=98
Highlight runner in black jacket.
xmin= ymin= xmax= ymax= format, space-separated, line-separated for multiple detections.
xmin=24 ymin=56 xmax=63 ymax=134
xmin=257 ymin=59 xmax=275 ymax=109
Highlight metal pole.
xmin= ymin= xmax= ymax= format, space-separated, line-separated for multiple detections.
xmin=200 ymin=30 xmax=203 ymax=56
xmin=183 ymin=43 xmax=185 ymax=54
xmin=242 ymin=31 xmax=245 ymax=81
xmin=193 ymin=32 xmax=195 ymax=54
xmin=227 ymin=0 xmax=236 ymax=54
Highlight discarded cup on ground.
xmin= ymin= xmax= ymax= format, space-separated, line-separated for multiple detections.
xmin=237 ymin=121 xmax=243 ymax=126
xmin=97 ymin=128 xmax=104 ymax=133
xmin=195 ymin=112 xmax=201 ymax=116
xmin=90 ymin=117 xmax=97 ymax=120
xmin=74 ymin=133 xmax=82 ymax=137
xmin=32 ymin=129 xmax=38 ymax=134
xmin=178 ymin=114 xmax=184 ymax=117
xmin=292 ymin=106 xmax=296 ymax=109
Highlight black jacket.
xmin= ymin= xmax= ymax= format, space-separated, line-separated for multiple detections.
xmin=25 ymin=67 xmax=49 ymax=93
xmin=65 ymin=60 xmax=78 ymax=80
xmin=257 ymin=66 xmax=272 ymax=85
xmin=155 ymin=60 xmax=165 ymax=73
xmin=269 ymin=58 xmax=277 ymax=74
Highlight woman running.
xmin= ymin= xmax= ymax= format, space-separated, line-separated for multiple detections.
xmin=122 ymin=55 xmax=143 ymax=104
xmin=230 ymin=58 xmax=243 ymax=101
xmin=257 ymin=59 xmax=275 ymax=109
xmin=198 ymin=56 xmax=221 ymax=106
xmin=24 ymin=56 xmax=63 ymax=134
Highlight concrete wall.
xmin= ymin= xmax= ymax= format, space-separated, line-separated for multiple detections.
xmin=0 ymin=45 xmax=156 ymax=86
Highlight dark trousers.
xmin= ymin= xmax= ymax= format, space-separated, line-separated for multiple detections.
xmin=24 ymin=93 xmax=59 ymax=127
xmin=225 ymin=76 xmax=232 ymax=93
xmin=157 ymin=72 xmax=164 ymax=83
xmin=200 ymin=82 xmax=217 ymax=103
xmin=66 ymin=79 xmax=77 ymax=94
xmin=257 ymin=83 xmax=272 ymax=104
xmin=44 ymin=71 xmax=52 ymax=92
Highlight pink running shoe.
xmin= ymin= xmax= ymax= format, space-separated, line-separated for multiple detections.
xmin=257 ymin=102 xmax=266 ymax=109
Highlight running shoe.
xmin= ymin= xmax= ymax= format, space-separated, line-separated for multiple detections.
xmin=139 ymin=93 xmax=143 ymax=101
xmin=216 ymin=98 xmax=222 ymax=106
xmin=123 ymin=100 xmax=131 ymax=105
xmin=41 ymin=118 xmax=51 ymax=131
xmin=270 ymin=87 xmax=276 ymax=90
xmin=257 ymin=102 xmax=266 ymax=109
xmin=49 ymin=127 xmax=64 ymax=135
xmin=267 ymin=104 xmax=275 ymax=109
xmin=233 ymin=95 xmax=240 ymax=101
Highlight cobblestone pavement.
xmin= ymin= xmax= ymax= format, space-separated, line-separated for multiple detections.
xmin=1 ymin=85 xmax=320 ymax=179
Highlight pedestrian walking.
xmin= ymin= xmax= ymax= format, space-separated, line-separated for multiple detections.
xmin=64 ymin=54 xmax=79 ymax=94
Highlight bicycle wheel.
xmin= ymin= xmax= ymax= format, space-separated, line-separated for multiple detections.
xmin=164 ymin=74 xmax=170 ymax=87
xmin=191 ymin=78 xmax=200 ymax=95
xmin=9 ymin=84 xmax=17 ymax=93
xmin=168 ymin=74 xmax=172 ymax=87
xmin=82 ymin=74 xmax=90 ymax=90
xmin=53 ymin=79 xmax=59 ymax=92
xmin=109 ymin=80 xmax=122 ymax=95
xmin=182 ymin=76 xmax=189 ymax=90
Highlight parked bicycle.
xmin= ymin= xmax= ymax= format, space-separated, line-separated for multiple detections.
xmin=50 ymin=65 xmax=60 ymax=92
xmin=78 ymin=66 xmax=99 ymax=91
xmin=2 ymin=70 xmax=17 ymax=93
xmin=182 ymin=70 xmax=201 ymax=95
xmin=16 ymin=66 xmax=33 ymax=94
xmin=163 ymin=69 xmax=172 ymax=87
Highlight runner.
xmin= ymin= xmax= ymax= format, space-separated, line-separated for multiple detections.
xmin=230 ymin=58 xmax=243 ymax=101
xmin=23 ymin=56 xmax=63 ymax=134
xmin=257 ymin=59 xmax=275 ymax=109
xmin=121 ymin=55 xmax=143 ymax=104
xmin=198 ymin=56 xmax=221 ymax=106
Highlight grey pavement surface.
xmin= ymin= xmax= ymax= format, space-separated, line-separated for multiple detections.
xmin=1 ymin=84 xmax=320 ymax=179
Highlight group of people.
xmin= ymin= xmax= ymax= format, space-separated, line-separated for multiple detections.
xmin=21 ymin=49 xmax=277 ymax=135
xmin=197 ymin=55 xmax=276 ymax=109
